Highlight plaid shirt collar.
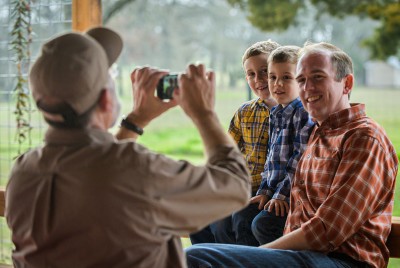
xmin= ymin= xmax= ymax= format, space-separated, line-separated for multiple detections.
xmin=319 ymin=103 xmax=366 ymax=129
xmin=250 ymin=97 xmax=269 ymax=110
xmin=270 ymin=97 xmax=302 ymax=117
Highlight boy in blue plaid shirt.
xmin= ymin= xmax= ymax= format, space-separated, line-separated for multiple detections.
xmin=190 ymin=40 xmax=280 ymax=246
xmin=250 ymin=46 xmax=315 ymax=244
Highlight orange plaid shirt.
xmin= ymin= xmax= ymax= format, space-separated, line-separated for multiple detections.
xmin=285 ymin=104 xmax=398 ymax=268
xmin=228 ymin=98 xmax=271 ymax=192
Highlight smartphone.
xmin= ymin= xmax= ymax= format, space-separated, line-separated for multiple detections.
xmin=157 ymin=74 xmax=178 ymax=100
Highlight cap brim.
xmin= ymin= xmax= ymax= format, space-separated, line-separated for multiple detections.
xmin=85 ymin=27 xmax=123 ymax=67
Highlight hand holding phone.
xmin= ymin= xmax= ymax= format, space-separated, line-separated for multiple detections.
xmin=156 ymin=74 xmax=178 ymax=100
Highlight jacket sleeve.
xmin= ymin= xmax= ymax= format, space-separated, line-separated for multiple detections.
xmin=228 ymin=108 xmax=244 ymax=152
xmin=137 ymin=144 xmax=251 ymax=237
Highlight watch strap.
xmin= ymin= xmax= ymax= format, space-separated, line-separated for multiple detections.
xmin=120 ymin=118 xmax=144 ymax=135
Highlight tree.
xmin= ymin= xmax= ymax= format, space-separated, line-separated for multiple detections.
xmin=227 ymin=0 xmax=400 ymax=60
xmin=103 ymin=0 xmax=273 ymax=89
xmin=103 ymin=0 xmax=137 ymax=24
xmin=102 ymin=0 xmax=377 ymax=86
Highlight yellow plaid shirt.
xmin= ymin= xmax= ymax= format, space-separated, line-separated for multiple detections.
xmin=228 ymin=98 xmax=271 ymax=192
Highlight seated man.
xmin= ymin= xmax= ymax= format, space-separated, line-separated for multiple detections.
xmin=5 ymin=27 xmax=251 ymax=268
xmin=186 ymin=42 xmax=398 ymax=268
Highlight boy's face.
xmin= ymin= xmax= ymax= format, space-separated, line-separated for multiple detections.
xmin=244 ymin=54 xmax=272 ymax=101
xmin=268 ymin=61 xmax=299 ymax=107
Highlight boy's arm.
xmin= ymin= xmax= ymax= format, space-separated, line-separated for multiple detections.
xmin=228 ymin=109 xmax=244 ymax=150
xmin=272 ymin=107 xmax=315 ymax=202
xmin=255 ymin=111 xmax=275 ymax=198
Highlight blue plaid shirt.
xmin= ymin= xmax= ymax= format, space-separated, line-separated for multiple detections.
xmin=257 ymin=98 xmax=315 ymax=202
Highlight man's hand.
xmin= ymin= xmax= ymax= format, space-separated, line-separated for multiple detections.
xmin=115 ymin=67 xmax=178 ymax=140
xmin=174 ymin=64 xmax=215 ymax=122
xmin=264 ymin=199 xmax=289 ymax=217
xmin=250 ymin=194 xmax=270 ymax=210
xmin=172 ymin=63 xmax=236 ymax=157
xmin=128 ymin=67 xmax=178 ymax=125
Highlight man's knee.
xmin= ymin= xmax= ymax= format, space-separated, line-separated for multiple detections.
xmin=185 ymin=244 xmax=214 ymax=268
xmin=251 ymin=210 xmax=267 ymax=232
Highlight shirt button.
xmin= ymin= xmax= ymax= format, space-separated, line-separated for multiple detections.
xmin=299 ymin=180 xmax=304 ymax=185
xmin=275 ymin=147 xmax=279 ymax=152
xmin=296 ymin=200 xmax=301 ymax=206
xmin=276 ymin=128 xmax=280 ymax=132
xmin=307 ymin=154 xmax=311 ymax=159
xmin=328 ymin=243 xmax=335 ymax=251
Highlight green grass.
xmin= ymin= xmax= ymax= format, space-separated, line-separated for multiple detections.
xmin=0 ymin=86 xmax=400 ymax=266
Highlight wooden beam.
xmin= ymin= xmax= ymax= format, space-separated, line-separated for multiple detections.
xmin=72 ymin=0 xmax=102 ymax=32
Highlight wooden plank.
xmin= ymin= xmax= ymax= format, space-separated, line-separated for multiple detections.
xmin=387 ymin=216 xmax=400 ymax=258
xmin=72 ymin=0 xmax=102 ymax=32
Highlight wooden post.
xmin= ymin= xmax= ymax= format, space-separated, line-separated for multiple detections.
xmin=72 ymin=0 xmax=102 ymax=32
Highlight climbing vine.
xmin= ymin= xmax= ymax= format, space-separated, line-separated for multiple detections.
xmin=10 ymin=0 xmax=32 ymax=154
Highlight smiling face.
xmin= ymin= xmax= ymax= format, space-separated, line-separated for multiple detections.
xmin=268 ymin=62 xmax=299 ymax=107
xmin=244 ymin=54 xmax=276 ymax=105
xmin=296 ymin=51 xmax=352 ymax=125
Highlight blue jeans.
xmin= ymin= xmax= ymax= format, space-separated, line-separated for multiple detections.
xmin=186 ymin=244 xmax=365 ymax=268
xmin=251 ymin=209 xmax=287 ymax=245
xmin=190 ymin=203 xmax=260 ymax=246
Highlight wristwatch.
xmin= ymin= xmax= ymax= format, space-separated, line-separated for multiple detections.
xmin=120 ymin=117 xmax=144 ymax=135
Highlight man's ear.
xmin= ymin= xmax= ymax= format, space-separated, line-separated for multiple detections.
xmin=343 ymin=74 xmax=354 ymax=95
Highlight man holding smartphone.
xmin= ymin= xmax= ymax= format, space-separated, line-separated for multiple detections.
xmin=5 ymin=27 xmax=251 ymax=268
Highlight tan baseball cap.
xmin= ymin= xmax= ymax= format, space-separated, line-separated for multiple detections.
xmin=29 ymin=27 xmax=123 ymax=115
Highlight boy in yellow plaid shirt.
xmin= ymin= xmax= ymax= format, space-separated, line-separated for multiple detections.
xmin=190 ymin=40 xmax=280 ymax=246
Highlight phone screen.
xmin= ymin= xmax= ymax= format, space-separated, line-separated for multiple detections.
xmin=156 ymin=74 xmax=178 ymax=100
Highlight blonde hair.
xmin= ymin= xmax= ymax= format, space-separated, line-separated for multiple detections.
xmin=242 ymin=40 xmax=280 ymax=66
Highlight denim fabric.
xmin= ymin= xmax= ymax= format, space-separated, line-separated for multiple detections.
xmin=231 ymin=203 xmax=259 ymax=246
xmin=251 ymin=209 xmax=287 ymax=245
xmin=189 ymin=225 xmax=216 ymax=244
xmin=190 ymin=203 xmax=260 ymax=246
xmin=186 ymin=244 xmax=363 ymax=268
xmin=189 ymin=217 xmax=234 ymax=244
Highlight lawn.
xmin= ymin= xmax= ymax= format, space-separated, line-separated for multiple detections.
xmin=0 ymin=86 xmax=399 ymax=266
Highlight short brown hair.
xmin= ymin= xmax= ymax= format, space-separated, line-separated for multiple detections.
xmin=299 ymin=41 xmax=353 ymax=81
xmin=242 ymin=40 xmax=280 ymax=65
xmin=268 ymin=45 xmax=300 ymax=65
